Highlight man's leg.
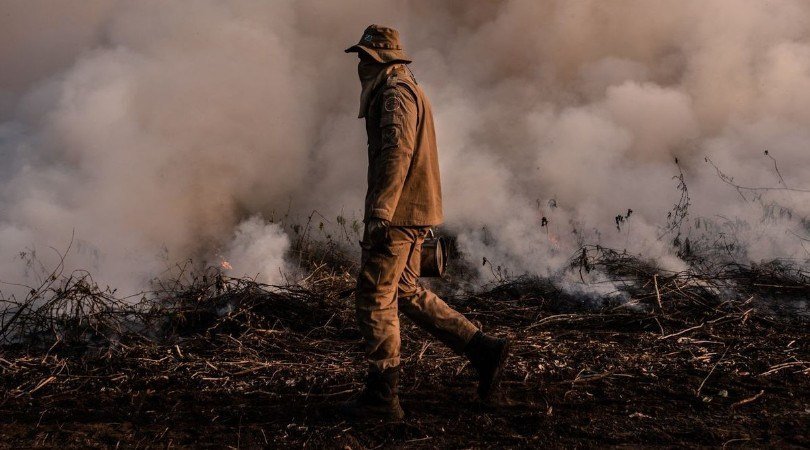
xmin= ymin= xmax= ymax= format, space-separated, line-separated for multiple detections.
xmin=396 ymin=228 xmax=478 ymax=352
xmin=354 ymin=226 xmax=413 ymax=371
xmin=397 ymin=227 xmax=510 ymax=400
xmin=341 ymin=225 xmax=413 ymax=420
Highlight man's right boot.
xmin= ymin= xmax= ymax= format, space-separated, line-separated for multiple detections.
xmin=464 ymin=331 xmax=510 ymax=400
xmin=338 ymin=367 xmax=405 ymax=421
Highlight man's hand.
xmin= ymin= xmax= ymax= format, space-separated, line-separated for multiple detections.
xmin=367 ymin=218 xmax=390 ymax=248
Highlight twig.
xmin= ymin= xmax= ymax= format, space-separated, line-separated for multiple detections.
xmin=759 ymin=361 xmax=808 ymax=377
xmin=658 ymin=323 xmax=704 ymax=340
xmin=653 ymin=274 xmax=663 ymax=311
xmin=731 ymin=390 xmax=765 ymax=409
xmin=696 ymin=347 xmax=729 ymax=397
xmin=28 ymin=376 xmax=56 ymax=395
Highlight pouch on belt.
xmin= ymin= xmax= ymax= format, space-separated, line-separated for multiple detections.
xmin=420 ymin=229 xmax=448 ymax=278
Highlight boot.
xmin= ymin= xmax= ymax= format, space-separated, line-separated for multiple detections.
xmin=464 ymin=331 xmax=510 ymax=400
xmin=339 ymin=367 xmax=405 ymax=421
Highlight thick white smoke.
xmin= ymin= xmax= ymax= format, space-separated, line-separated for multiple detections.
xmin=1 ymin=1 xmax=810 ymax=297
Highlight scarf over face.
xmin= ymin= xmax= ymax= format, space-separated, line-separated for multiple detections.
xmin=358 ymin=60 xmax=401 ymax=118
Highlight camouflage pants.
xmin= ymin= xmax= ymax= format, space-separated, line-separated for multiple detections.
xmin=355 ymin=226 xmax=479 ymax=372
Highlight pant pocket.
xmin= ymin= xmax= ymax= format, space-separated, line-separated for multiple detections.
xmin=360 ymin=239 xmax=401 ymax=257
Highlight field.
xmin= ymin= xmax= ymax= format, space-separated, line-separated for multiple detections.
xmin=0 ymin=245 xmax=808 ymax=448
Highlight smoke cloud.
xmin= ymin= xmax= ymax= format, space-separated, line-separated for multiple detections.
xmin=2 ymin=0 xmax=810 ymax=297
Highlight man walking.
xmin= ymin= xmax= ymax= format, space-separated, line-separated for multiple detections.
xmin=341 ymin=25 xmax=510 ymax=420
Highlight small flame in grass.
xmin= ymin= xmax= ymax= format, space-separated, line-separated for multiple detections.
xmin=220 ymin=260 xmax=233 ymax=270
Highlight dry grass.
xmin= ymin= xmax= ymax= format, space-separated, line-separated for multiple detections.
xmin=0 ymin=245 xmax=807 ymax=448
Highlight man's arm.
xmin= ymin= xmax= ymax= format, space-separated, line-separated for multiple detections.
xmin=368 ymin=83 xmax=418 ymax=222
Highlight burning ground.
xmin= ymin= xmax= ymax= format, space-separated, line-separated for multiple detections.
xmin=0 ymin=244 xmax=807 ymax=448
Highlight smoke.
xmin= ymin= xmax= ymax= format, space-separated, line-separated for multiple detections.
xmin=2 ymin=0 xmax=810 ymax=297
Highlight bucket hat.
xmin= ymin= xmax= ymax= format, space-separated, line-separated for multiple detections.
xmin=345 ymin=24 xmax=412 ymax=64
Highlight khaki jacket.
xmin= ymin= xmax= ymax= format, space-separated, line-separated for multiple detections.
xmin=363 ymin=66 xmax=443 ymax=226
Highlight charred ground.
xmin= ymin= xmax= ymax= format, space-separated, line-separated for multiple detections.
xmin=0 ymin=246 xmax=808 ymax=448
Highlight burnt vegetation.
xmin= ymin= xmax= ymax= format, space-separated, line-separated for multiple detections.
xmin=0 ymin=247 xmax=807 ymax=447
xmin=0 ymin=157 xmax=809 ymax=448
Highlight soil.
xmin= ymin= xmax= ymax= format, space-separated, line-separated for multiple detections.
xmin=0 ymin=274 xmax=808 ymax=449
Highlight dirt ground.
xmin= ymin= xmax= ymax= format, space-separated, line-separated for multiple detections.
xmin=1 ymin=269 xmax=808 ymax=448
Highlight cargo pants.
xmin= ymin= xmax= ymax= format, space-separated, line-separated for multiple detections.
xmin=355 ymin=225 xmax=479 ymax=372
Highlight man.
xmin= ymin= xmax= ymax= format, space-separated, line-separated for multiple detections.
xmin=341 ymin=25 xmax=510 ymax=420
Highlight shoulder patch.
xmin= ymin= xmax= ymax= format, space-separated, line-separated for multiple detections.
xmin=384 ymin=95 xmax=400 ymax=112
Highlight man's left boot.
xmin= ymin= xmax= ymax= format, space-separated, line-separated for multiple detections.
xmin=338 ymin=367 xmax=405 ymax=421
xmin=464 ymin=331 xmax=510 ymax=400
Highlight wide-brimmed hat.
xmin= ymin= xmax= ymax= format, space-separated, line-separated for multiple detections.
xmin=345 ymin=24 xmax=412 ymax=64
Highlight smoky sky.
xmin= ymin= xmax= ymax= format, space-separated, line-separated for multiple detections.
xmin=2 ymin=0 xmax=810 ymax=297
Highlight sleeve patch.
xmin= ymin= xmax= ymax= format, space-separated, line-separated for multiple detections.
xmin=381 ymin=124 xmax=400 ymax=149
xmin=380 ymin=88 xmax=404 ymax=128
xmin=384 ymin=95 xmax=400 ymax=112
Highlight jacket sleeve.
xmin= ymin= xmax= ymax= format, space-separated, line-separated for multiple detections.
xmin=368 ymin=83 xmax=418 ymax=222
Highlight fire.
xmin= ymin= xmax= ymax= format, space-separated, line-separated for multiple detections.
xmin=220 ymin=260 xmax=233 ymax=270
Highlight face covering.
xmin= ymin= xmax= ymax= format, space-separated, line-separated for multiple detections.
xmin=358 ymin=60 xmax=400 ymax=118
